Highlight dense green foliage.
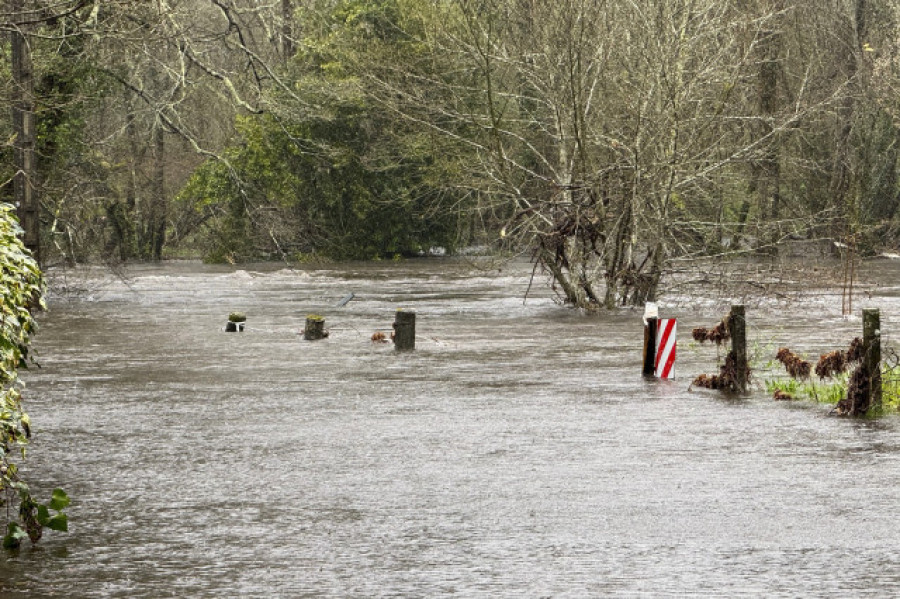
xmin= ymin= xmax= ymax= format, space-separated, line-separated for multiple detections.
xmin=179 ymin=110 xmax=463 ymax=261
xmin=178 ymin=0 xmax=468 ymax=262
xmin=0 ymin=204 xmax=68 ymax=549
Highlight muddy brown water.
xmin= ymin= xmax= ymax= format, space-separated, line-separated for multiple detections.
xmin=3 ymin=259 xmax=900 ymax=597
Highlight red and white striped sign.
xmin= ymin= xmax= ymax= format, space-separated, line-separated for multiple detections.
xmin=655 ymin=318 xmax=677 ymax=379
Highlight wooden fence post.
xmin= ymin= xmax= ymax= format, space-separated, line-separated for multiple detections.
xmin=393 ymin=310 xmax=416 ymax=352
xmin=225 ymin=312 xmax=246 ymax=332
xmin=643 ymin=317 xmax=658 ymax=376
xmin=863 ymin=308 xmax=882 ymax=412
xmin=304 ymin=315 xmax=326 ymax=340
xmin=730 ymin=305 xmax=748 ymax=393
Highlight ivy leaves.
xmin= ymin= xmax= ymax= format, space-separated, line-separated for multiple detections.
xmin=2 ymin=488 xmax=70 ymax=549
xmin=0 ymin=203 xmax=68 ymax=551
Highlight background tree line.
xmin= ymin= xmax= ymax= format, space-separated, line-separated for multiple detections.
xmin=3 ymin=0 xmax=900 ymax=307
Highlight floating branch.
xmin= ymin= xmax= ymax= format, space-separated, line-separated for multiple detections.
xmin=335 ymin=293 xmax=355 ymax=308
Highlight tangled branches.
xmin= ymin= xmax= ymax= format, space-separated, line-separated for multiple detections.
xmin=815 ymin=351 xmax=847 ymax=379
xmin=805 ymin=337 xmax=871 ymax=416
xmin=692 ymin=351 xmax=751 ymax=393
xmin=846 ymin=337 xmax=864 ymax=363
xmin=833 ymin=365 xmax=871 ymax=416
xmin=692 ymin=318 xmax=730 ymax=345
xmin=814 ymin=338 xmax=863 ymax=379
xmin=776 ymin=347 xmax=811 ymax=379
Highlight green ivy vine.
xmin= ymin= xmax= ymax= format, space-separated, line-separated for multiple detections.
xmin=0 ymin=203 xmax=68 ymax=550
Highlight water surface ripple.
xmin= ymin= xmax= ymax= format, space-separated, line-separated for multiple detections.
xmin=2 ymin=260 xmax=900 ymax=597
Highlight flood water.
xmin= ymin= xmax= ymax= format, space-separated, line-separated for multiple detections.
xmin=3 ymin=258 xmax=900 ymax=597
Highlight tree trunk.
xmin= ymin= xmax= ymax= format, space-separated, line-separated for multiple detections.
xmin=10 ymin=0 xmax=40 ymax=263
xmin=755 ymin=2 xmax=782 ymax=245
xmin=829 ymin=0 xmax=866 ymax=236
xmin=151 ymin=121 xmax=166 ymax=260
xmin=281 ymin=0 xmax=294 ymax=60
xmin=539 ymin=246 xmax=581 ymax=306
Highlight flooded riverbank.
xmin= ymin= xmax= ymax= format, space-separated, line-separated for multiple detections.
xmin=3 ymin=259 xmax=900 ymax=597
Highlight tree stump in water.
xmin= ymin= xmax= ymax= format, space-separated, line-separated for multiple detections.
xmin=304 ymin=315 xmax=326 ymax=340
xmin=392 ymin=310 xmax=415 ymax=352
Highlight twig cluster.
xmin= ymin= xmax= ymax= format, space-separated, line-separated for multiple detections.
xmin=776 ymin=347 xmax=811 ymax=379
xmin=692 ymin=351 xmax=750 ymax=393
xmin=815 ymin=351 xmax=847 ymax=379
xmin=814 ymin=338 xmax=862 ymax=379
xmin=691 ymin=318 xmax=730 ymax=345
xmin=808 ymin=337 xmax=869 ymax=416
xmin=846 ymin=337 xmax=864 ymax=363
xmin=834 ymin=365 xmax=870 ymax=416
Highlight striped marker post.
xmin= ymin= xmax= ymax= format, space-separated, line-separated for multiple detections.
xmin=655 ymin=318 xmax=677 ymax=379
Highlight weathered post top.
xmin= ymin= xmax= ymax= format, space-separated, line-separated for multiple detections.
xmin=393 ymin=309 xmax=416 ymax=352
xmin=730 ymin=305 xmax=748 ymax=393
xmin=304 ymin=314 xmax=326 ymax=341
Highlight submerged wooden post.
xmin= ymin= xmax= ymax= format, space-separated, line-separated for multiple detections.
xmin=643 ymin=317 xmax=658 ymax=376
xmin=225 ymin=312 xmax=246 ymax=332
xmin=304 ymin=315 xmax=326 ymax=340
xmin=729 ymin=305 xmax=748 ymax=393
xmin=393 ymin=310 xmax=416 ymax=352
xmin=863 ymin=308 xmax=882 ymax=412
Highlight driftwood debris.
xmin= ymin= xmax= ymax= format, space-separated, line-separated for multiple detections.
xmin=335 ymin=293 xmax=355 ymax=308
